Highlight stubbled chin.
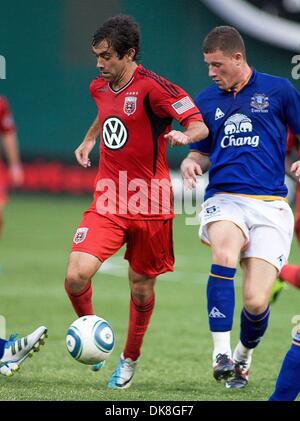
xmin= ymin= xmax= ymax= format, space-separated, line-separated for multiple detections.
xmin=216 ymin=82 xmax=228 ymax=90
xmin=101 ymin=73 xmax=111 ymax=80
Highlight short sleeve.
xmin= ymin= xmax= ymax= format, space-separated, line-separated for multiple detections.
xmin=149 ymin=79 xmax=203 ymax=128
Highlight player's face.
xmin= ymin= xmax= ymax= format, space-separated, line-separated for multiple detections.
xmin=92 ymin=40 xmax=130 ymax=83
xmin=204 ymin=50 xmax=242 ymax=90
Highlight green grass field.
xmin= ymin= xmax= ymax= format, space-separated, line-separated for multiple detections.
xmin=0 ymin=194 xmax=299 ymax=401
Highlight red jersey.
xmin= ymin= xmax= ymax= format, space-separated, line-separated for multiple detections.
xmin=286 ymin=129 xmax=300 ymax=159
xmin=0 ymin=96 xmax=15 ymax=135
xmin=89 ymin=65 xmax=203 ymax=219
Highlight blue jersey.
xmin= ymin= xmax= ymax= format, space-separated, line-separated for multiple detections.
xmin=190 ymin=70 xmax=300 ymax=201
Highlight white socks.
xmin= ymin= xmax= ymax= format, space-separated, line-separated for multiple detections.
xmin=211 ymin=334 xmax=254 ymax=371
xmin=211 ymin=331 xmax=232 ymax=362
xmin=233 ymin=340 xmax=254 ymax=370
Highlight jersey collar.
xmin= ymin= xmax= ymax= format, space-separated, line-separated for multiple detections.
xmin=219 ymin=68 xmax=257 ymax=96
xmin=108 ymin=65 xmax=141 ymax=94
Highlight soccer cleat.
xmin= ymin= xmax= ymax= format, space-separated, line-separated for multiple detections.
xmin=0 ymin=363 xmax=17 ymax=377
xmin=269 ymin=279 xmax=285 ymax=305
xmin=107 ymin=353 xmax=138 ymax=389
xmin=213 ymin=353 xmax=235 ymax=381
xmin=225 ymin=360 xmax=249 ymax=389
xmin=91 ymin=360 xmax=105 ymax=371
xmin=0 ymin=326 xmax=47 ymax=376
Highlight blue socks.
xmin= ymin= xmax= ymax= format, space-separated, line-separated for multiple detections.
xmin=0 ymin=338 xmax=6 ymax=360
xmin=269 ymin=334 xmax=300 ymax=401
xmin=207 ymin=264 xmax=236 ymax=332
xmin=240 ymin=306 xmax=270 ymax=349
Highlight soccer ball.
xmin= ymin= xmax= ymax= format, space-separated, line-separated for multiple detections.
xmin=66 ymin=315 xmax=115 ymax=365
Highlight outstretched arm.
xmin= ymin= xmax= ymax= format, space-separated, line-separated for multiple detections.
xmin=75 ymin=116 xmax=99 ymax=168
xmin=164 ymin=121 xmax=209 ymax=147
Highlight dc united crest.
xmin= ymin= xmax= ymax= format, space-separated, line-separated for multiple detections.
xmin=73 ymin=227 xmax=88 ymax=245
xmin=124 ymin=96 xmax=137 ymax=116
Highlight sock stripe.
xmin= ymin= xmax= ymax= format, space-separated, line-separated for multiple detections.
xmin=209 ymin=272 xmax=235 ymax=280
xmin=211 ymin=264 xmax=236 ymax=278
xmin=242 ymin=307 xmax=270 ymax=323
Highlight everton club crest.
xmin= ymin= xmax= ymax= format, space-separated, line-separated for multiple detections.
xmin=124 ymin=96 xmax=137 ymax=116
xmin=250 ymin=93 xmax=269 ymax=113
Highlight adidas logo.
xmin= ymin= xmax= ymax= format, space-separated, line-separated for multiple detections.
xmin=209 ymin=307 xmax=226 ymax=318
xmin=215 ymin=107 xmax=225 ymax=120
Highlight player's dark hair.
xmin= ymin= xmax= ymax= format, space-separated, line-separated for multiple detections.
xmin=92 ymin=15 xmax=140 ymax=60
xmin=203 ymin=26 xmax=246 ymax=59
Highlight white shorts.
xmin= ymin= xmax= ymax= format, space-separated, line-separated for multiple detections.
xmin=199 ymin=194 xmax=294 ymax=271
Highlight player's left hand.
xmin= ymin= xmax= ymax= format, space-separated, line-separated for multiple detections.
xmin=164 ymin=130 xmax=190 ymax=147
xmin=291 ymin=160 xmax=300 ymax=179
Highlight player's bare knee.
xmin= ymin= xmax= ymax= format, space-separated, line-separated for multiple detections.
xmin=129 ymin=273 xmax=156 ymax=303
xmin=65 ymin=269 xmax=90 ymax=293
xmin=244 ymin=296 xmax=269 ymax=315
xmin=211 ymin=249 xmax=238 ymax=268
xmin=131 ymin=287 xmax=154 ymax=304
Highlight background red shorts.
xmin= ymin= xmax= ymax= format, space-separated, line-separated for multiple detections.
xmin=71 ymin=210 xmax=174 ymax=278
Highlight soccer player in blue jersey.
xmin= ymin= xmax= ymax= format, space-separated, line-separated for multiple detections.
xmin=269 ymin=328 xmax=300 ymax=401
xmin=181 ymin=26 xmax=300 ymax=389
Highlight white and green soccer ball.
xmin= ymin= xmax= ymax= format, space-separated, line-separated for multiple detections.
xmin=66 ymin=315 xmax=115 ymax=365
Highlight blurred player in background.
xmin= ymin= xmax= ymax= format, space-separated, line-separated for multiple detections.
xmin=269 ymin=326 xmax=300 ymax=401
xmin=0 ymin=95 xmax=23 ymax=236
xmin=270 ymin=130 xmax=300 ymax=303
xmin=181 ymin=26 xmax=300 ymax=389
xmin=64 ymin=15 xmax=208 ymax=390
xmin=0 ymin=97 xmax=47 ymax=377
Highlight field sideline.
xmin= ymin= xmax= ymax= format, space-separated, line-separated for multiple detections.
xmin=0 ymin=194 xmax=299 ymax=401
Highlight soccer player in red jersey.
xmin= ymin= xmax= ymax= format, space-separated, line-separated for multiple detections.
xmin=0 ymin=96 xmax=23 ymax=236
xmin=64 ymin=15 xmax=209 ymax=389
xmin=270 ymin=130 xmax=300 ymax=303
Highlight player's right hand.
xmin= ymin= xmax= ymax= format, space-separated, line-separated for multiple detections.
xmin=180 ymin=158 xmax=202 ymax=189
xmin=74 ymin=139 xmax=96 ymax=168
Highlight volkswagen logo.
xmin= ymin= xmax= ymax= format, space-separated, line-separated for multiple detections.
xmin=102 ymin=117 xmax=128 ymax=150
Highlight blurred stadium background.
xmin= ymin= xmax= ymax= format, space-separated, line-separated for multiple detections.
xmin=0 ymin=0 xmax=299 ymax=185
xmin=0 ymin=0 xmax=299 ymax=401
